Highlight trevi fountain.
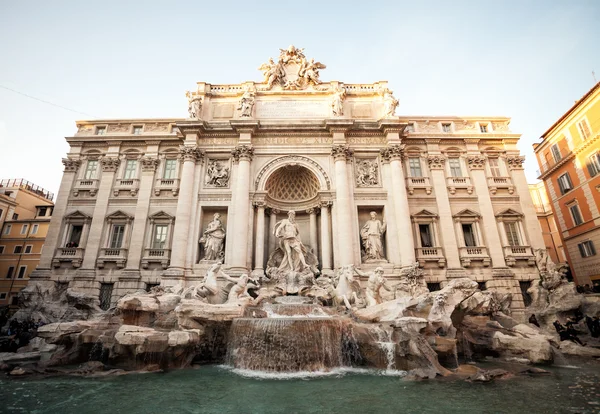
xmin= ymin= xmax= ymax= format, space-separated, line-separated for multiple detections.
xmin=1 ymin=47 xmax=599 ymax=413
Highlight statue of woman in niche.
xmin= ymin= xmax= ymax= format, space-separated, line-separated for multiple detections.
xmin=360 ymin=211 xmax=387 ymax=262
xmin=199 ymin=213 xmax=226 ymax=261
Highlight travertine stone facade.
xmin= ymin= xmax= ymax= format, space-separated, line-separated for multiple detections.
xmin=30 ymin=47 xmax=543 ymax=316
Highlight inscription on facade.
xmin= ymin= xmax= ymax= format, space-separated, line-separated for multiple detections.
xmin=256 ymin=100 xmax=329 ymax=119
xmin=253 ymin=136 xmax=333 ymax=145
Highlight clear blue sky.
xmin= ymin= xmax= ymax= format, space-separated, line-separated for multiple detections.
xmin=1 ymin=0 xmax=599 ymax=196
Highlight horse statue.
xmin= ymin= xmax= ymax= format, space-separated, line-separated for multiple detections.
xmin=330 ymin=265 xmax=363 ymax=309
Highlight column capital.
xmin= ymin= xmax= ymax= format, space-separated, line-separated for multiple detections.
xmin=306 ymin=208 xmax=316 ymax=214
xmin=141 ymin=156 xmax=160 ymax=172
xmin=100 ymin=156 xmax=120 ymax=172
xmin=178 ymin=145 xmax=205 ymax=163
xmin=253 ymin=200 xmax=266 ymax=209
xmin=319 ymin=201 xmax=332 ymax=209
xmin=467 ymin=155 xmax=486 ymax=170
xmin=62 ymin=158 xmax=81 ymax=172
xmin=270 ymin=208 xmax=280 ymax=215
xmin=506 ymin=155 xmax=525 ymax=170
xmin=231 ymin=144 xmax=255 ymax=161
xmin=427 ymin=154 xmax=447 ymax=170
xmin=387 ymin=144 xmax=405 ymax=160
xmin=330 ymin=144 xmax=354 ymax=161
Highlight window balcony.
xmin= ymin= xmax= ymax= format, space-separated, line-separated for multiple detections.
xmin=154 ymin=178 xmax=180 ymax=196
xmin=446 ymin=177 xmax=473 ymax=195
xmin=97 ymin=248 xmax=128 ymax=269
xmin=503 ymin=245 xmax=535 ymax=267
xmin=72 ymin=179 xmax=99 ymax=197
xmin=459 ymin=246 xmax=491 ymax=267
xmin=406 ymin=177 xmax=432 ymax=195
xmin=113 ymin=179 xmax=139 ymax=197
xmin=415 ymin=246 xmax=446 ymax=268
xmin=52 ymin=247 xmax=85 ymax=268
xmin=487 ymin=176 xmax=514 ymax=195
xmin=141 ymin=248 xmax=171 ymax=269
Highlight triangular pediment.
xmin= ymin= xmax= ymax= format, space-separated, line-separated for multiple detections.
xmin=149 ymin=211 xmax=174 ymax=220
xmin=496 ymin=208 xmax=523 ymax=218
xmin=106 ymin=210 xmax=133 ymax=220
xmin=412 ymin=209 xmax=438 ymax=218
xmin=453 ymin=209 xmax=481 ymax=218
xmin=64 ymin=210 xmax=92 ymax=220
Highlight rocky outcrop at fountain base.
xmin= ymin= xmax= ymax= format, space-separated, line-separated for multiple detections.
xmin=2 ymin=257 xmax=600 ymax=379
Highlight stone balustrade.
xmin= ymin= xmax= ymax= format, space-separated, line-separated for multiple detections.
xmin=446 ymin=176 xmax=473 ymax=195
xmin=52 ymin=247 xmax=85 ymax=268
xmin=113 ymin=179 xmax=140 ymax=197
xmin=405 ymin=176 xmax=432 ymax=195
xmin=141 ymin=248 xmax=171 ymax=269
xmin=72 ymin=179 xmax=99 ymax=197
xmin=153 ymin=178 xmax=180 ymax=196
xmin=415 ymin=246 xmax=446 ymax=268
xmin=459 ymin=246 xmax=491 ymax=267
xmin=487 ymin=176 xmax=515 ymax=195
xmin=97 ymin=248 xmax=128 ymax=269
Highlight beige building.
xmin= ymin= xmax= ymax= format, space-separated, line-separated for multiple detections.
xmin=29 ymin=47 xmax=543 ymax=317
xmin=529 ymin=182 xmax=564 ymax=265
xmin=0 ymin=179 xmax=54 ymax=307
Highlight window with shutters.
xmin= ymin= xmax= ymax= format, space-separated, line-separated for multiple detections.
xmin=587 ymin=153 xmax=600 ymax=177
xmin=462 ymin=224 xmax=477 ymax=247
xmin=557 ymin=173 xmax=573 ymax=195
xmin=152 ymin=225 xmax=168 ymax=249
xmin=17 ymin=266 xmax=26 ymax=279
xmin=550 ymin=144 xmax=562 ymax=162
xmin=418 ymin=224 xmax=433 ymax=248
xmin=504 ymin=222 xmax=521 ymax=246
xmin=408 ymin=157 xmax=422 ymax=177
xmin=569 ymin=204 xmax=584 ymax=226
xmin=6 ymin=266 xmax=14 ymax=279
xmin=449 ymin=158 xmax=462 ymax=177
xmin=109 ymin=225 xmax=125 ymax=248
xmin=578 ymin=240 xmax=596 ymax=257
xmin=577 ymin=119 xmax=591 ymax=140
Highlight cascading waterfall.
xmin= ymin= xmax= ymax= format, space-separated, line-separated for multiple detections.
xmin=370 ymin=325 xmax=396 ymax=370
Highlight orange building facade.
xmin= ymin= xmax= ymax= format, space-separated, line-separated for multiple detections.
xmin=534 ymin=82 xmax=600 ymax=286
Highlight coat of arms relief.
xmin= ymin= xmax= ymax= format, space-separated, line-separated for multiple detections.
xmin=258 ymin=45 xmax=326 ymax=90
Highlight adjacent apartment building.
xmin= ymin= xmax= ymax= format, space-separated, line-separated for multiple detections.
xmin=528 ymin=182 xmax=564 ymax=264
xmin=0 ymin=179 xmax=54 ymax=308
xmin=534 ymin=81 xmax=600 ymax=286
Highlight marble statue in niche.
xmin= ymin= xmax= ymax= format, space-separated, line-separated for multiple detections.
xmin=274 ymin=210 xmax=309 ymax=272
xmin=360 ymin=211 xmax=387 ymax=262
xmin=331 ymin=86 xmax=346 ymax=116
xmin=199 ymin=213 xmax=226 ymax=261
xmin=355 ymin=159 xmax=379 ymax=187
xmin=205 ymin=160 xmax=230 ymax=187
xmin=382 ymin=88 xmax=398 ymax=118
xmin=238 ymin=88 xmax=256 ymax=117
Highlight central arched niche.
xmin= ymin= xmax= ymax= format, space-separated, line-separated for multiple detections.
xmin=264 ymin=165 xmax=320 ymax=209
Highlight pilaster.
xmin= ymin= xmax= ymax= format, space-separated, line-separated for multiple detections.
xmin=331 ymin=144 xmax=354 ymax=266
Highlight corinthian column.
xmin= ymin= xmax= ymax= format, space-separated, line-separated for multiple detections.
xmin=268 ymin=209 xmax=279 ymax=255
xmin=165 ymin=145 xmax=204 ymax=276
xmin=320 ymin=201 xmax=332 ymax=275
xmin=384 ymin=145 xmax=415 ymax=266
xmin=123 ymin=156 xmax=159 ymax=277
xmin=252 ymin=201 xmax=266 ymax=278
xmin=331 ymin=145 xmax=354 ymax=266
xmin=229 ymin=145 xmax=254 ymax=272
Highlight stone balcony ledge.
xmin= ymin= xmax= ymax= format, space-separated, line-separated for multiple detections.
xmin=503 ymin=245 xmax=535 ymax=267
xmin=113 ymin=179 xmax=139 ymax=197
xmin=154 ymin=178 xmax=180 ymax=196
xmin=487 ymin=176 xmax=515 ymax=195
xmin=97 ymin=248 xmax=128 ymax=269
xmin=141 ymin=248 xmax=171 ymax=269
xmin=406 ymin=176 xmax=432 ymax=195
xmin=415 ymin=246 xmax=446 ymax=268
xmin=52 ymin=247 xmax=85 ymax=268
xmin=459 ymin=246 xmax=491 ymax=267
xmin=446 ymin=176 xmax=473 ymax=195
xmin=72 ymin=179 xmax=99 ymax=197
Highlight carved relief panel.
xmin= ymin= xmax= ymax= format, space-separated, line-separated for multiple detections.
xmin=354 ymin=158 xmax=380 ymax=187
xmin=205 ymin=159 xmax=231 ymax=188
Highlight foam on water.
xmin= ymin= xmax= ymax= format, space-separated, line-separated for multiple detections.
xmin=219 ymin=365 xmax=406 ymax=380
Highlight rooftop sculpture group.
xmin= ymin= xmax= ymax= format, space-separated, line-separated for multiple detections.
xmin=258 ymin=45 xmax=326 ymax=90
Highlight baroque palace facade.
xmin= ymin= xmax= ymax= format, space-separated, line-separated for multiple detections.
xmin=30 ymin=47 xmax=544 ymax=315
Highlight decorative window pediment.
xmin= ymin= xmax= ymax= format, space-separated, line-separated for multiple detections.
xmin=149 ymin=211 xmax=175 ymax=223
xmin=64 ymin=210 xmax=92 ymax=221
xmin=453 ymin=209 xmax=481 ymax=219
xmin=495 ymin=208 xmax=523 ymax=221
xmin=106 ymin=210 xmax=133 ymax=222
xmin=412 ymin=209 xmax=438 ymax=219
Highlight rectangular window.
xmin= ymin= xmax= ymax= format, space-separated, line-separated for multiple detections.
xmin=587 ymin=153 xmax=600 ymax=177
xmin=0 ymin=208 xmax=3 ymax=219
xmin=20 ymin=224 xmax=29 ymax=235
xmin=132 ymin=126 xmax=143 ymax=135
xmin=480 ymin=124 xmax=488 ymax=133
xmin=442 ymin=123 xmax=452 ymax=133
xmin=406 ymin=123 xmax=415 ymax=133
xmin=0 ymin=293 xmax=6 ymax=300
xmin=550 ymin=144 xmax=562 ymax=162
xmin=95 ymin=126 xmax=106 ymax=135
xmin=12 ymin=213 xmax=18 ymax=220
xmin=31 ymin=224 xmax=39 ymax=235
xmin=99 ymin=283 xmax=114 ymax=310
xmin=6 ymin=266 xmax=14 ymax=279
xmin=0 ymin=246 xmax=4 ymax=254
xmin=84 ymin=160 xmax=98 ymax=179
xmin=569 ymin=204 xmax=583 ymax=226
xmin=488 ymin=158 xmax=501 ymax=177
xmin=449 ymin=158 xmax=462 ymax=177
xmin=557 ymin=173 xmax=573 ymax=195
xmin=418 ymin=224 xmax=433 ymax=247
xmin=578 ymin=240 xmax=596 ymax=257
xmin=577 ymin=119 xmax=591 ymax=140
xmin=13 ymin=245 xmax=23 ymax=254
xmin=408 ymin=157 xmax=422 ymax=177
xmin=3 ymin=224 xmax=11 ymax=235
xmin=462 ymin=223 xmax=477 ymax=247
xmin=17 ymin=266 xmax=26 ymax=279
xmin=38 ymin=207 xmax=47 ymax=217
xmin=24 ymin=245 xmax=33 ymax=254
xmin=504 ymin=222 xmax=521 ymax=246
xmin=152 ymin=225 xmax=168 ymax=249
xmin=163 ymin=159 xmax=177 ymax=179
xmin=123 ymin=160 xmax=138 ymax=179
xmin=68 ymin=225 xmax=83 ymax=246
xmin=109 ymin=225 xmax=125 ymax=249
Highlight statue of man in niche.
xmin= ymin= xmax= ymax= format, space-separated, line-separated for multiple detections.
xmin=360 ymin=211 xmax=387 ymax=262
xmin=274 ymin=211 xmax=309 ymax=272
xmin=199 ymin=213 xmax=226 ymax=261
